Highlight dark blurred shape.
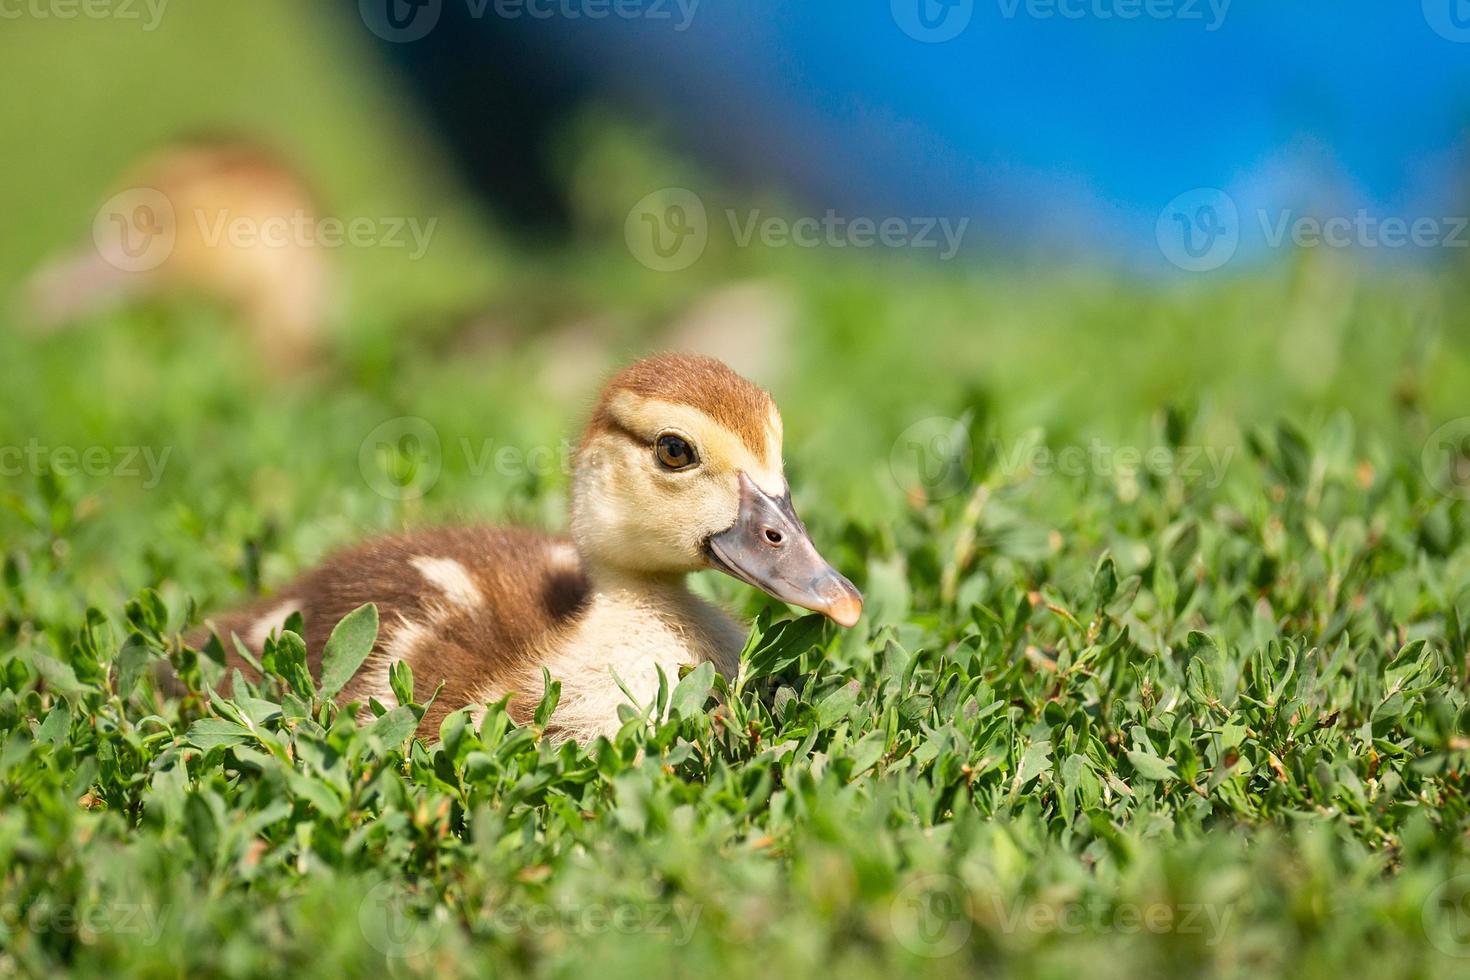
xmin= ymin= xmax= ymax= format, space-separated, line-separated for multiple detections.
xmin=366 ymin=2 xmax=594 ymax=231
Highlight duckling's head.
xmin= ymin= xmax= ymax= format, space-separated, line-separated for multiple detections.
xmin=571 ymin=353 xmax=862 ymax=627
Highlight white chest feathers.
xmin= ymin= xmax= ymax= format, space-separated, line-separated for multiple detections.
xmin=528 ymin=582 xmax=745 ymax=742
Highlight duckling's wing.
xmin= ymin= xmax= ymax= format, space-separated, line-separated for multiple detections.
xmin=195 ymin=527 xmax=590 ymax=733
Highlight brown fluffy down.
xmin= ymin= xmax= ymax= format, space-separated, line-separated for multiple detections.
xmin=192 ymin=528 xmax=589 ymax=736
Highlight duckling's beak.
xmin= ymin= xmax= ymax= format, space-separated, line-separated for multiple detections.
xmin=705 ymin=473 xmax=864 ymax=628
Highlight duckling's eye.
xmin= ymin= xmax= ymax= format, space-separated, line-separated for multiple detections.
xmin=655 ymin=433 xmax=698 ymax=471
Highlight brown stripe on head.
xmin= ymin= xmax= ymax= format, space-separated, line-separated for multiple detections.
xmin=583 ymin=353 xmax=781 ymax=463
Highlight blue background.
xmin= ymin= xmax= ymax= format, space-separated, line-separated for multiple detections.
xmin=375 ymin=0 xmax=1470 ymax=270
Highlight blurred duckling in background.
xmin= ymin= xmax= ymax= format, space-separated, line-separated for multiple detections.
xmin=24 ymin=139 xmax=334 ymax=371
xmin=195 ymin=354 xmax=862 ymax=741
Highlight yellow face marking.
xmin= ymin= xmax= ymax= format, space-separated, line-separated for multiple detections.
xmin=608 ymin=392 xmax=786 ymax=495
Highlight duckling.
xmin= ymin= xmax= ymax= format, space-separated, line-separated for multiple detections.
xmin=23 ymin=139 xmax=333 ymax=371
xmin=197 ymin=354 xmax=862 ymax=742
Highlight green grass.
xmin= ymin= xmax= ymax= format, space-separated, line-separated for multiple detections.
xmin=3 ymin=254 xmax=1470 ymax=978
xmin=4 ymin=6 xmax=1470 ymax=978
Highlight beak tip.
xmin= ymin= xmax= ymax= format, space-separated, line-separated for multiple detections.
xmin=826 ymin=592 xmax=863 ymax=629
